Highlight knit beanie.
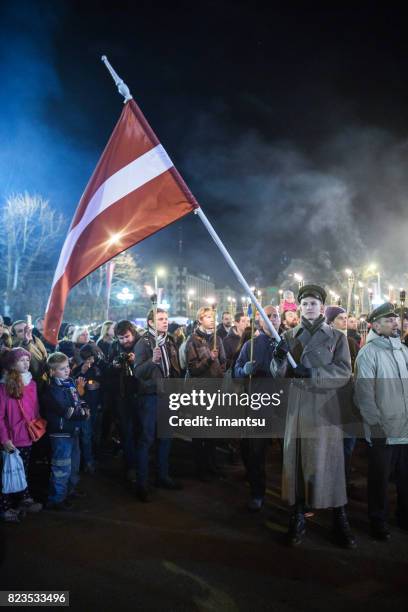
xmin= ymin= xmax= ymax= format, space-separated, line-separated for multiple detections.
xmin=325 ymin=306 xmax=345 ymax=325
xmin=2 ymin=347 xmax=31 ymax=370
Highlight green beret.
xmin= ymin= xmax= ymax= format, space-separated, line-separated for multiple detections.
xmin=297 ymin=284 xmax=327 ymax=305
xmin=367 ymin=302 xmax=398 ymax=324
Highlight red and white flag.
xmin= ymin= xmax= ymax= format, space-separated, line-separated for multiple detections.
xmin=44 ymin=99 xmax=198 ymax=344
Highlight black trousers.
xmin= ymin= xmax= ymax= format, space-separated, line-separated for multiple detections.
xmin=368 ymin=443 xmax=408 ymax=524
xmin=247 ymin=438 xmax=268 ymax=499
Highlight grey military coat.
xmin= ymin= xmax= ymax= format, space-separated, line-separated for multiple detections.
xmin=271 ymin=321 xmax=352 ymax=508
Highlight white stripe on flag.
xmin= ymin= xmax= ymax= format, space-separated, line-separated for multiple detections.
xmin=50 ymin=144 xmax=173 ymax=291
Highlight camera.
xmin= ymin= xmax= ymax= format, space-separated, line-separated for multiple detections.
xmin=117 ymin=352 xmax=134 ymax=377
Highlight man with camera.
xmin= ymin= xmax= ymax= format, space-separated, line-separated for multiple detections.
xmin=107 ymin=320 xmax=141 ymax=482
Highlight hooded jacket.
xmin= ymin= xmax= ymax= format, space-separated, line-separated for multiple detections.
xmin=354 ymin=329 xmax=408 ymax=442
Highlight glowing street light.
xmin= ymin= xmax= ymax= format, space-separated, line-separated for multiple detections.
xmin=187 ymin=288 xmax=195 ymax=318
xmin=294 ymin=273 xmax=304 ymax=289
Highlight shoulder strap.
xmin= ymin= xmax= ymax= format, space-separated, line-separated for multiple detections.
xmin=17 ymin=398 xmax=29 ymax=424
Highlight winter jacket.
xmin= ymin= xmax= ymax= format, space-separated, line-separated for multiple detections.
xmin=106 ymin=337 xmax=140 ymax=396
xmin=96 ymin=338 xmax=114 ymax=359
xmin=216 ymin=323 xmax=230 ymax=341
xmin=354 ymin=329 xmax=408 ymax=442
xmin=134 ymin=332 xmax=181 ymax=395
xmin=185 ymin=329 xmax=226 ymax=378
xmin=41 ymin=377 xmax=88 ymax=437
xmin=0 ymin=379 xmax=40 ymax=447
xmin=223 ymin=328 xmax=242 ymax=371
xmin=56 ymin=340 xmax=75 ymax=360
xmin=234 ymin=331 xmax=278 ymax=378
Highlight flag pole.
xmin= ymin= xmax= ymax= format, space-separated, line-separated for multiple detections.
xmin=195 ymin=207 xmax=297 ymax=368
xmin=100 ymin=55 xmax=297 ymax=368
xmin=101 ymin=55 xmax=133 ymax=102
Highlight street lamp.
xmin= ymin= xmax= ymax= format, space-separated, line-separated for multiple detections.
xmin=187 ymin=288 xmax=195 ymax=318
xmin=354 ymin=293 xmax=360 ymax=318
xmin=294 ymin=273 xmax=304 ymax=289
xmin=241 ymin=296 xmax=250 ymax=316
xmin=117 ymin=287 xmax=134 ymax=319
xmin=344 ymin=268 xmax=355 ymax=315
xmin=154 ymin=267 xmax=166 ymax=307
xmin=367 ymin=288 xmax=373 ymax=313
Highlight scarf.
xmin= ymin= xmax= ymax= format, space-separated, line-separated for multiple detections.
xmin=197 ymin=326 xmax=213 ymax=337
xmin=21 ymin=371 xmax=32 ymax=386
xmin=148 ymin=327 xmax=170 ymax=378
xmin=301 ymin=314 xmax=325 ymax=336
xmin=0 ymin=371 xmax=32 ymax=385
xmin=54 ymin=377 xmax=82 ymax=409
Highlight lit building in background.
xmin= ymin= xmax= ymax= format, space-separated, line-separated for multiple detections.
xmin=215 ymin=287 xmax=238 ymax=315
xmin=163 ymin=266 xmax=215 ymax=317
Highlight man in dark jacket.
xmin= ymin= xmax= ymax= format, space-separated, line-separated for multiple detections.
xmin=234 ymin=304 xmax=282 ymax=511
xmin=216 ymin=311 xmax=232 ymax=341
xmin=223 ymin=311 xmax=249 ymax=371
xmin=133 ymin=308 xmax=182 ymax=501
xmin=107 ymin=320 xmax=141 ymax=482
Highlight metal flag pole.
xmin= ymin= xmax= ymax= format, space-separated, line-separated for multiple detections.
xmin=195 ymin=208 xmax=297 ymax=368
xmin=150 ymin=293 xmax=159 ymax=348
xmin=101 ymin=55 xmax=297 ymax=369
xmin=400 ymin=290 xmax=406 ymax=339
xmin=101 ymin=56 xmax=133 ymax=102
xmin=212 ymin=303 xmax=218 ymax=351
xmin=248 ymin=302 xmax=256 ymax=393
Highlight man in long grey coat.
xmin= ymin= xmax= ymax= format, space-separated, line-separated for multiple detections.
xmin=271 ymin=284 xmax=355 ymax=548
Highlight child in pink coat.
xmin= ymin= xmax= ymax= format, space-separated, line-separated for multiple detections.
xmin=0 ymin=348 xmax=43 ymax=522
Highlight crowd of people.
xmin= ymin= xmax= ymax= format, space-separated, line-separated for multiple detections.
xmin=0 ymin=284 xmax=407 ymax=553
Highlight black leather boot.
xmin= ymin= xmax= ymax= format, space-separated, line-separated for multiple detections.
xmin=287 ymin=508 xmax=306 ymax=546
xmin=333 ymin=506 xmax=357 ymax=549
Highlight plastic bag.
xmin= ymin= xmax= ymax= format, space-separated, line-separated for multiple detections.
xmin=2 ymin=449 xmax=27 ymax=494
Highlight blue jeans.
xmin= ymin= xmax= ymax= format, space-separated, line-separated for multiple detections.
xmin=48 ymin=434 xmax=80 ymax=504
xmin=79 ymin=391 xmax=101 ymax=467
xmin=135 ymin=395 xmax=171 ymax=487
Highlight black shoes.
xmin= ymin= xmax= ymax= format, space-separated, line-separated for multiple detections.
xmin=287 ymin=512 xmax=306 ymax=546
xmin=370 ymin=521 xmax=391 ymax=541
xmin=332 ymin=507 xmax=357 ymax=549
xmin=45 ymin=498 xmax=74 ymax=511
xmin=136 ymin=486 xmax=152 ymax=503
xmin=155 ymin=477 xmax=183 ymax=490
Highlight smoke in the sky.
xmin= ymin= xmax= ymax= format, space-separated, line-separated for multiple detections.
xmin=177 ymin=112 xmax=408 ymax=289
xmin=1 ymin=1 xmax=408 ymax=297
xmin=0 ymin=1 xmax=95 ymax=217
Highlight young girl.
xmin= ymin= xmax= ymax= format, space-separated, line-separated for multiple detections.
xmin=0 ymin=348 xmax=43 ymax=522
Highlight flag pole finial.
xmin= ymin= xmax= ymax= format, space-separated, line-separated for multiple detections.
xmin=101 ymin=55 xmax=133 ymax=103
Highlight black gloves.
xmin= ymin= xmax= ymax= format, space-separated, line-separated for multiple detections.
xmin=274 ymin=339 xmax=290 ymax=360
xmin=293 ymin=364 xmax=312 ymax=378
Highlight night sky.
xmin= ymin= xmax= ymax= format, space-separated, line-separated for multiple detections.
xmin=1 ymin=2 xmax=408 ymax=290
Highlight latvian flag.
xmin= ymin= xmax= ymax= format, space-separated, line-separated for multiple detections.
xmin=43 ymin=100 xmax=198 ymax=344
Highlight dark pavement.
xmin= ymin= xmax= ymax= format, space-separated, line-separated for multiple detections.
xmin=1 ymin=441 xmax=407 ymax=611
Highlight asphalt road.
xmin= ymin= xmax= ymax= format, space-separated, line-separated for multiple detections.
xmin=1 ymin=441 xmax=407 ymax=611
